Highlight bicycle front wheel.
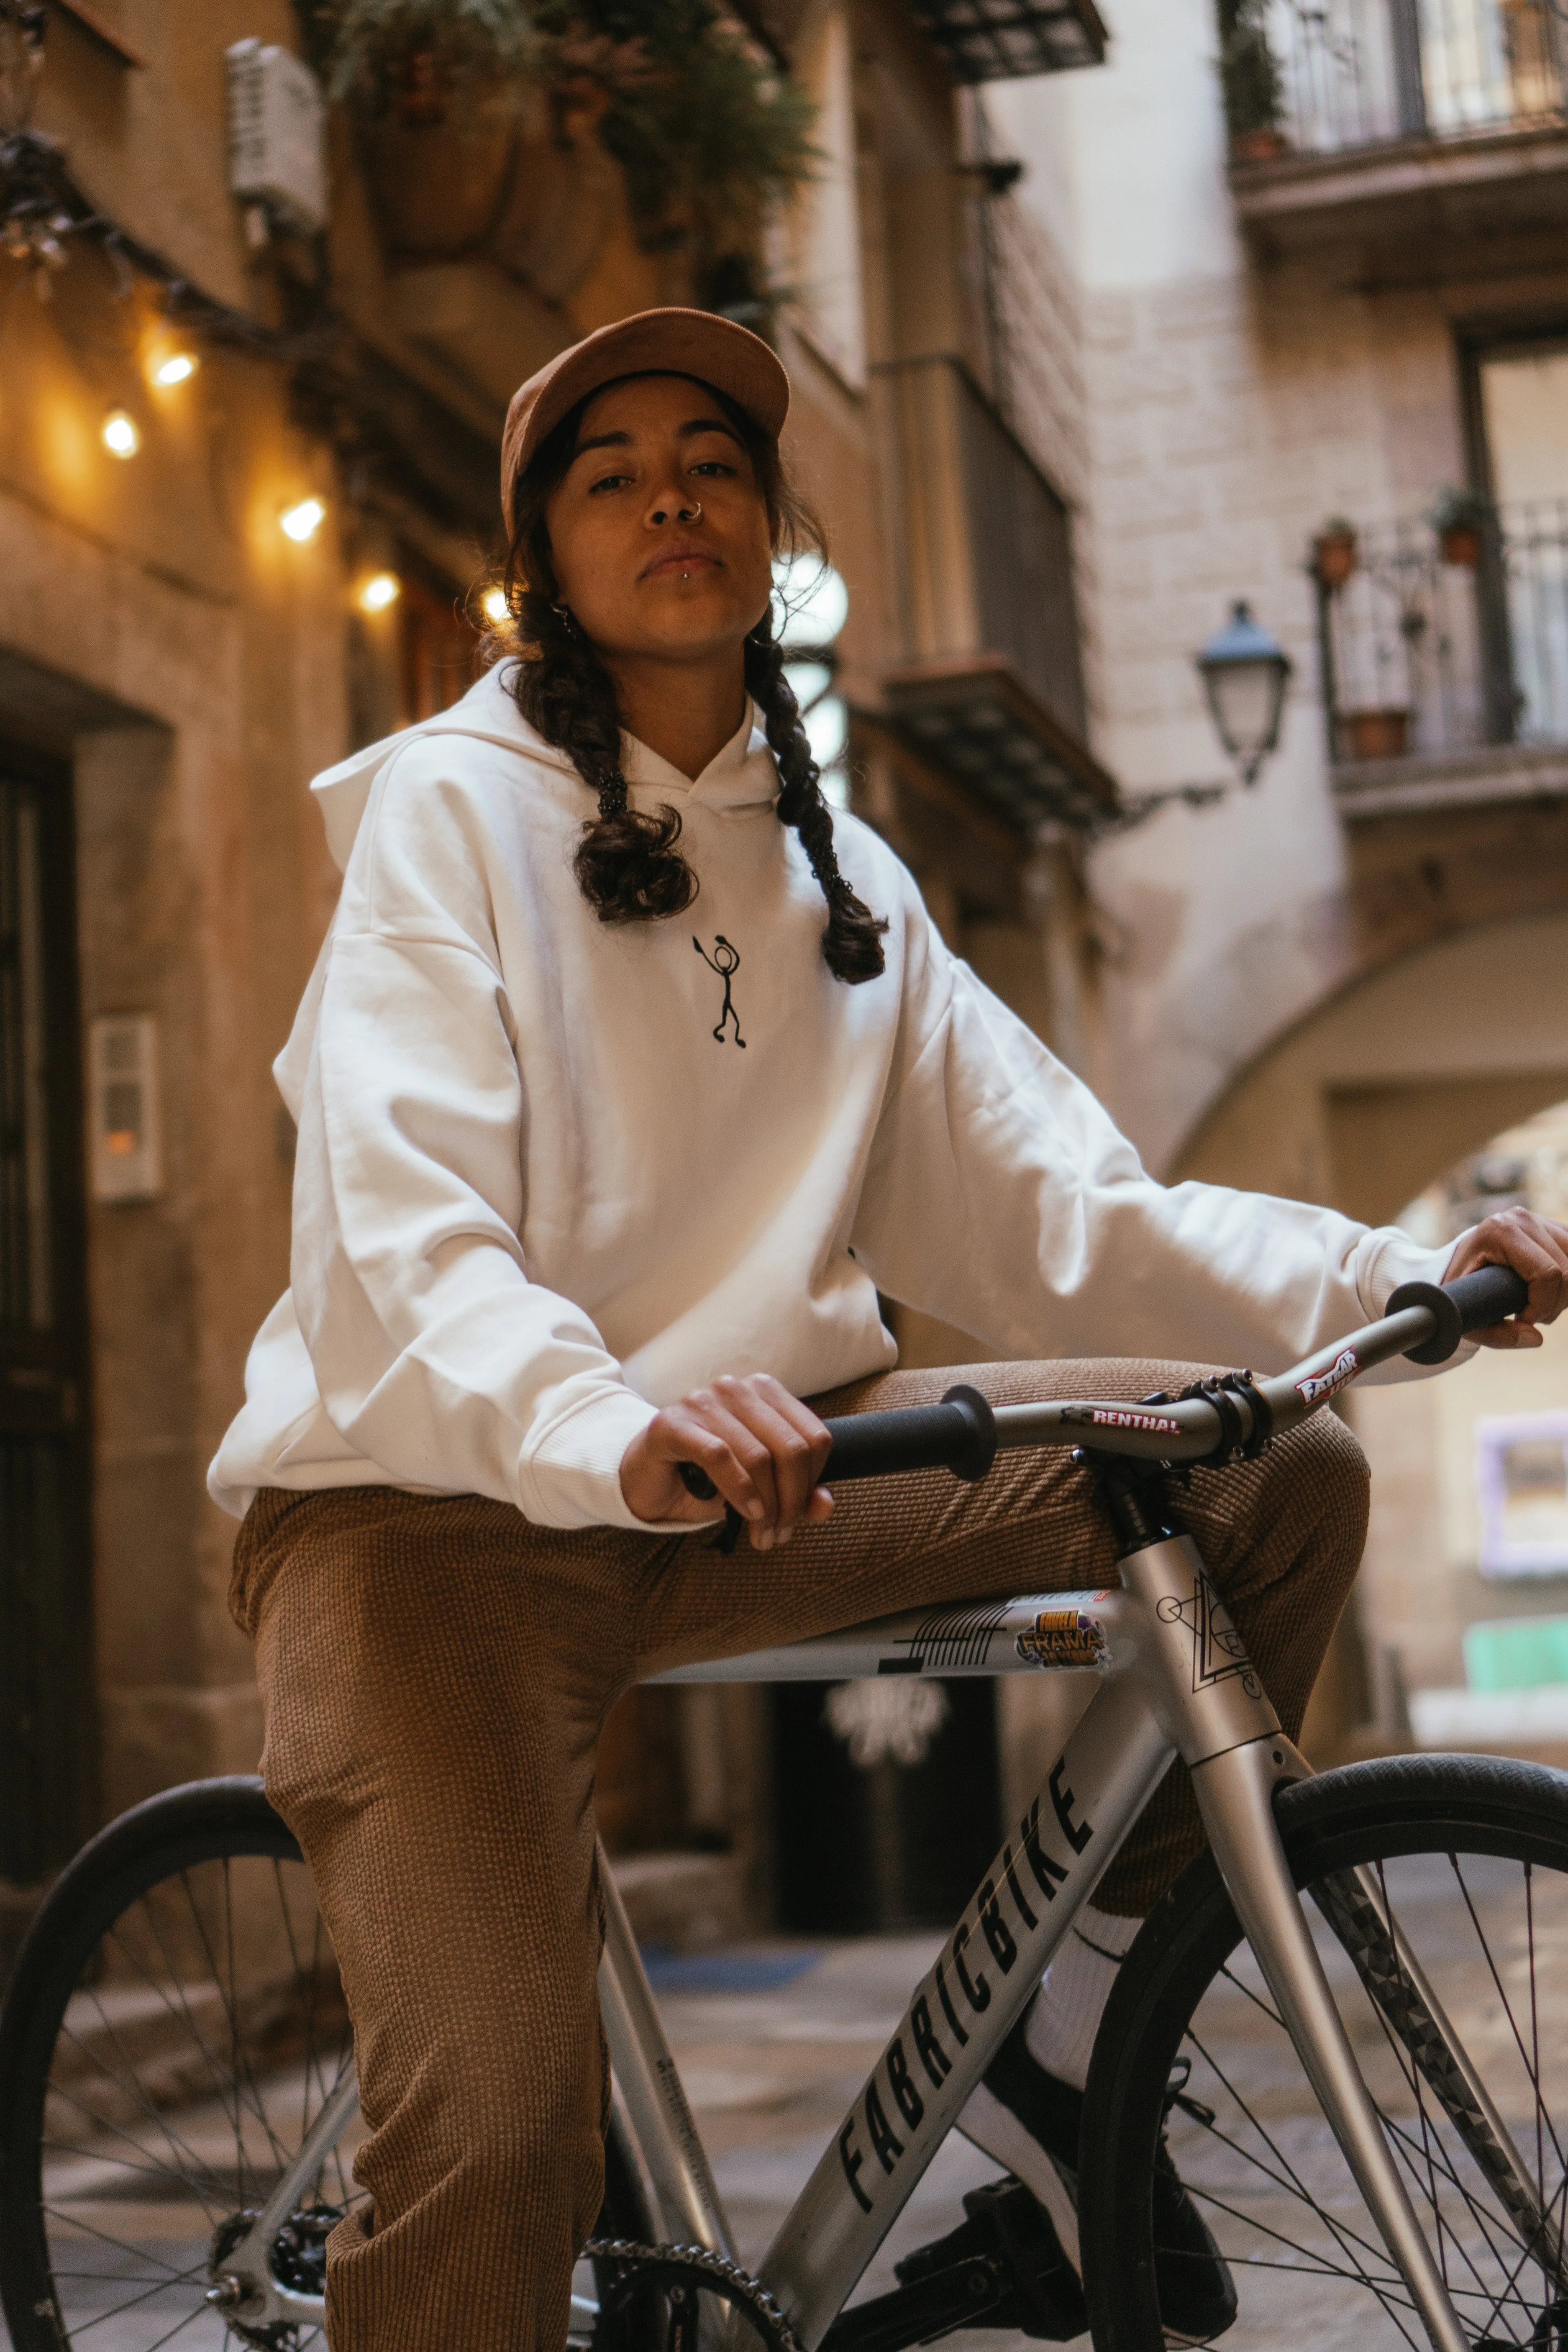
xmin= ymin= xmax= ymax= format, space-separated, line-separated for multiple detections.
xmin=1078 ymin=1752 xmax=1568 ymax=2352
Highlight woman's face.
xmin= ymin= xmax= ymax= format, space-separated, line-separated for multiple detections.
xmin=543 ymin=372 xmax=774 ymax=668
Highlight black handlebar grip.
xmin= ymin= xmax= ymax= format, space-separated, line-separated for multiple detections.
xmin=1387 ymin=1263 xmax=1531 ymax=1365
xmin=674 ymin=1384 xmax=998 ymax=1504
xmin=820 ymin=1385 xmax=998 ymax=1483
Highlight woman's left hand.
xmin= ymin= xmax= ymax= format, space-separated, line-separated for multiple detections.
xmin=1445 ymin=1206 xmax=1568 ymax=1348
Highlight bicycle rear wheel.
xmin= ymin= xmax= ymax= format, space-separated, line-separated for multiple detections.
xmin=0 ymin=1776 xmax=653 ymax=2351
xmin=1077 ymin=1752 xmax=1568 ymax=2352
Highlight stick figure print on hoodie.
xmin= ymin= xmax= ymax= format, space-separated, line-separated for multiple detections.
xmin=693 ymin=935 xmax=746 ymax=1047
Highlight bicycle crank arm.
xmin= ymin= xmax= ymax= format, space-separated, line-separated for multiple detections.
xmin=1194 ymin=1739 xmax=1469 ymax=2352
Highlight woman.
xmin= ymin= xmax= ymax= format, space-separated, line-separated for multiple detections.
xmin=212 ymin=307 xmax=1568 ymax=2352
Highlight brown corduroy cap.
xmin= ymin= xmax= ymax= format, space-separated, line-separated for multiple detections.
xmin=500 ymin=307 xmax=790 ymax=526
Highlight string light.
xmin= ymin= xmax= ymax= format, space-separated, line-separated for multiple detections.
xmin=101 ymin=410 xmax=139 ymax=458
xmin=152 ymin=351 xmax=198 ymax=386
xmin=359 ymin=571 xmax=400 ymax=612
xmin=280 ymin=496 xmax=325 ymax=543
xmin=482 ymin=587 xmax=508 ymax=624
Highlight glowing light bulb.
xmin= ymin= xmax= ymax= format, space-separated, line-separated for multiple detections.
xmin=359 ymin=571 xmax=401 ymax=613
xmin=154 ymin=351 xmax=198 ymax=387
xmin=102 ymin=410 xmax=139 ymax=459
xmin=280 ymin=496 xmax=325 ymax=543
xmin=482 ymin=586 xmax=508 ymax=625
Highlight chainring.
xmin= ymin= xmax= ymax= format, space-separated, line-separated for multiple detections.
xmin=587 ymin=2238 xmax=803 ymax=2352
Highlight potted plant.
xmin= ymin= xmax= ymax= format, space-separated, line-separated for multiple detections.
xmin=1217 ymin=0 xmax=1288 ymax=160
xmin=1342 ymin=707 xmax=1411 ymax=761
xmin=546 ymin=0 xmax=815 ymax=305
xmin=311 ymin=0 xmax=815 ymax=303
xmin=1428 ymin=486 xmax=1490 ymax=569
xmin=314 ymin=0 xmax=535 ymax=264
xmin=1313 ymin=516 xmax=1358 ymax=589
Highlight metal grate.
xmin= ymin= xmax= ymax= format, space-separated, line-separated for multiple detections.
xmin=1319 ymin=500 xmax=1568 ymax=761
xmin=1246 ymin=0 xmax=1566 ymax=156
xmin=874 ymin=354 xmax=1115 ymax=827
xmin=907 ymin=0 xmax=1106 ymax=82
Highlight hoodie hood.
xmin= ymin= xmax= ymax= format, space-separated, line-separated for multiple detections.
xmin=310 ymin=661 xmax=778 ymax=875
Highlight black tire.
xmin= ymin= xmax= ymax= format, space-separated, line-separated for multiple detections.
xmin=0 ymin=1776 xmax=653 ymax=2351
xmin=1078 ymin=1752 xmax=1568 ymax=2352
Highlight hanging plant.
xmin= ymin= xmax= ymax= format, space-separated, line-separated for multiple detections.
xmin=306 ymin=0 xmax=536 ymax=261
xmin=543 ymin=0 xmax=816 ymax=292
xmin=306 ymin=0 xmax=815 ymax=300
xmin=311 ymin=0 xmax=535 ymax=110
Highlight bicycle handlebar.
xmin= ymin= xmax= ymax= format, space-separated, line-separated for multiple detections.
xmin=675 ymin=1263 xmax=1533 ymax=1503
xmin=811 ymin=1263 xmax=1530 ymax=1478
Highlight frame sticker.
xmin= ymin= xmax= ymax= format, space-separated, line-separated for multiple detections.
xmin=1295 ymin=1346 xmax=1359 ymax=1408
xmin=1016 ymin=1606 xmax=1108 ymax=1671
xmin=1089 ymin=1405 xmax=1181 ymax=1435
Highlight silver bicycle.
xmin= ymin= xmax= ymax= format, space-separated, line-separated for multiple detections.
xmin=4 ymin=1261 xmax=1566 ymax=2352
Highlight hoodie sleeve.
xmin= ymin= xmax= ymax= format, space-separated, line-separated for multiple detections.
xmin=290 ymin=747 xmax=667 ymax=1531
xmin=851 ymin=913 xmax=1463 ymax=1379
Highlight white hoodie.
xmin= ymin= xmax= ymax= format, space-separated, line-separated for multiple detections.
xmin=209 ymin=664 xmax=1455 ymax=1531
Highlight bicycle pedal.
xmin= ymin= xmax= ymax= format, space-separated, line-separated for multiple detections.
xmin=894 ymin=2175 xmax=1088 ymax=2342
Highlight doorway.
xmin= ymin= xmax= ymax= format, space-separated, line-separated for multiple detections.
xmin=1 ymin=741 xmax=94 ymax=1889
xmin=1463 ymin=332 xmax=1568 ymax=743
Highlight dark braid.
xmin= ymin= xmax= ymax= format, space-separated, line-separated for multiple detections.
xmin=744 ymin=617 xmax=887 ymax=983
xmin=491 ymin=371 xmax=886 ymax=976
xmin=509 ymin=594 xmax=696 ymax=925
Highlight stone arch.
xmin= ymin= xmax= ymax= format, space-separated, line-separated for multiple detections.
xmin=1114 ymin=790 xmax=1568 ymax=1183
xmin=1172 ymin=906 xmax=1568 ymax=1226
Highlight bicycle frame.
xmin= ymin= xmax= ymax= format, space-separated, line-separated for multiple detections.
xmin=215 ymin=1279 xmax=1548 ymax=2352
xmin=637 ymin=1541 xmax=1488 ymax=2349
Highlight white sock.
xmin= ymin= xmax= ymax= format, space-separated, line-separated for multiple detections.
xmin=1024 ymin=1904 xmax=1143 ymax=2092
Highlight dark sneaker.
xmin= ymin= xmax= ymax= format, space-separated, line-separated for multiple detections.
xmin=894 ymin=2175 xmax=1088 ymax=2341
xmin=960 ymin=1997 xmax=1237 ymax=2345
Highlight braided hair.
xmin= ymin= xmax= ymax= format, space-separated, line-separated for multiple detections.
xmin=493 ymin=377 xmax=887 ymax=983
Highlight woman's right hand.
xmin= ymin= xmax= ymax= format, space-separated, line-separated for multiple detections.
xmin=620 ymin=1374 xmax=833 ymax=1550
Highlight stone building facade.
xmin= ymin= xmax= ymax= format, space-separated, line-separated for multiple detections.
xmin=0 ymin=0 xmax=1113 ymax=1940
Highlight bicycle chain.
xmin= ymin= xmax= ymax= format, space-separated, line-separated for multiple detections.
xmin=584 ymin=2237 xmax=803 ymax=2352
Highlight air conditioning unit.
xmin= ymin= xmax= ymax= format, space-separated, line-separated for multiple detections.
xmin=227 ymin=38 xmax=327 ymax=236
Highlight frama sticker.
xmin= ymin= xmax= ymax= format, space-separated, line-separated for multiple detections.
xmin=1016 ymin=1608 xmax=1108 ymax=1671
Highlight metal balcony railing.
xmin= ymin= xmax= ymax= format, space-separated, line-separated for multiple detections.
xmin=1317 ymin=500 xmax=1568 ymax=764
xmin=1240 ymin=0 xmax=1565 ymax=156
xmin=871 ymin=354 xmax=1114 ymax=829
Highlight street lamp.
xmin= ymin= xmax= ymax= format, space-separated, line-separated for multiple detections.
xmin=1195 ymin=600 xmax=1292 ymax=788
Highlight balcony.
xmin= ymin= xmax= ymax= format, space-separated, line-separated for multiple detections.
xmin=904 ymin=0 xmax=1106 ymax=81
xmin=1318 ymin=501 xmax=1568 ymax=815
xmin=869 ymin=354 xmax=1116 ymax=833
xmin=1227 ymin=0 xmax=1568 ymax=261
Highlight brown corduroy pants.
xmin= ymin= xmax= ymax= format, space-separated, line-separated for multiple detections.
xmin=229 ymin=1358 xmax=1369 ymax=2352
